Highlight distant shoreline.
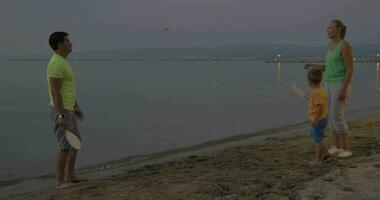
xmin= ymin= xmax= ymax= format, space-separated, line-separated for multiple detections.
xmin=1 ymin=42 xmax=379 ymax=62
xmin=2 ymin=58 xmax=379 ymax=63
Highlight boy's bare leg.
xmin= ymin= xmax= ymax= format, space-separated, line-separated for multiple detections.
xmin=310 ymin=139 xmax=329 ymax=165
xmin=310 ymin=143 xmax=323 ymax=165
xmin=320 ymin=140 xmax=329 ymax=159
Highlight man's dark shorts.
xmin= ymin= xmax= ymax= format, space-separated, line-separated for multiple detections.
xmin=50 ymin=107 xmax=81 ymax=150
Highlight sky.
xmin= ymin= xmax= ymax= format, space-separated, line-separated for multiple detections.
xmin=0 ymin=0 xmax=379 ymax=55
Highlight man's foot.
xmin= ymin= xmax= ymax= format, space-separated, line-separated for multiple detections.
xmin=56 ymin=182 xmax=72 ymax=189
xmin=328 ymin=146 xmax=342 ymax=155
xmin=337 ymin=150 xmax=352 ymax=158
xmin=68 ymin=178 xmax=88 ymax=183
xmin=66 ymin=175 xmax=88 ymax=183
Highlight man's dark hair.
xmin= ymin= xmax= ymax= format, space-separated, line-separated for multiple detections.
xmin=308 ymin=68 xmax=323 ymax=84
xmin=49 ymin=32 xmax=68 ymax=51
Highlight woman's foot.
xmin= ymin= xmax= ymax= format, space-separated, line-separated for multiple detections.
xmin=337 ymin=150 xmax=352 ymax=158
xmin=328 ymin=146 xmax=342 ymax=155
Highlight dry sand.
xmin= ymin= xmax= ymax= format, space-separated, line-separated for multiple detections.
xmin=3 ymin=116 xmax=380 ymax=200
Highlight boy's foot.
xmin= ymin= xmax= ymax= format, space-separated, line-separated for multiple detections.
xmin=328 ymin=146 xmax=342 ymax=155
xmin=322 ymin=154 xmax=330 ymax=161
xmin=56 ymin=182 xmax=72 ymax=189
xmin=337 ymin=150 xmax=352 ymax=158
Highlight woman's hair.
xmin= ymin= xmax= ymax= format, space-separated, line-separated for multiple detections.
xmin=332 ymin=19 xmax=346 ymax=39
xmin=308 ymin=68 xmax=323 ymax=84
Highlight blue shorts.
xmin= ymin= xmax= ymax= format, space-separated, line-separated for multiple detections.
xmin=310 ymin=117 xmax=328 ymax=143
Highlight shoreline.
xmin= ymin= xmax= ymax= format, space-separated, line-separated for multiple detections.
xmin=0 ymin=119 xmax=312 ymax=198
xmin=1 ymin=108 xmax=380 ymax=199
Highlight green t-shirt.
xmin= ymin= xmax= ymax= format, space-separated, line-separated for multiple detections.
xmin=47 ymin=53 xmax=76 ymax=110
xmin=325 ymin=41 xmax=346 ymax=83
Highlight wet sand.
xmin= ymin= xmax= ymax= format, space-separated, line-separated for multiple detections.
xmin=3 ymin=115 xmax=380 ymax=200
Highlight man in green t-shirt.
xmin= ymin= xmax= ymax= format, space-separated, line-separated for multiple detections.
xmin=47 ymin=32 xmax=85 ymax=189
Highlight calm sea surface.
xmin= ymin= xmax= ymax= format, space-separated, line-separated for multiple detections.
xmin=1 ymin=60 xmax=379 ymax=181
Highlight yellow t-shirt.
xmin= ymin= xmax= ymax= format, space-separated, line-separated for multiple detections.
xmin=308 ymin=87 xmax=328 ymax=120
xmin=47 ymin=53 xmax=76 ymax=110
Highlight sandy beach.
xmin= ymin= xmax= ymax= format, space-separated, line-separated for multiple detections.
xmin=3 ymin=114 xmax=380 ymax=200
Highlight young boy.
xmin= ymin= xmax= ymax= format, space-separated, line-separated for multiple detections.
xmin=307 ymin=68 xmax=329 ymax=165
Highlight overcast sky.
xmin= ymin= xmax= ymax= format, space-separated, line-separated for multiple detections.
xmin=0 ymin=0 xmax=379 ymax=55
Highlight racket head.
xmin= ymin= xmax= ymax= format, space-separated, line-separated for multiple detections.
xmin=65 ymin=130 xmax=81 ymax=150
xmin=291 ymin=84 xmax=306 ymax=98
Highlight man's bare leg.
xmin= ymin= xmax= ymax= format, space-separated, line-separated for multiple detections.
xmin=56 ymin=149 xmax=71 ymax=188
xmin=65 ymin=147 xmax=78 ymax=182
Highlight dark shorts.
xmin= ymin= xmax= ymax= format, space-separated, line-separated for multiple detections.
xmin=50 ymin=107 xmax=81 ymax=150
xmin=310 ymin=117 xmax=328 ymax=143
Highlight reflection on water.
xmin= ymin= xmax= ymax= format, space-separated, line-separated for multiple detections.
xmin=277 ymin=62 xmax=282 ymax=82
xmin=376 ymin=63 xmax=380 ymax=93
xmin=276 ymin=62 xmax=282 ymax=97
